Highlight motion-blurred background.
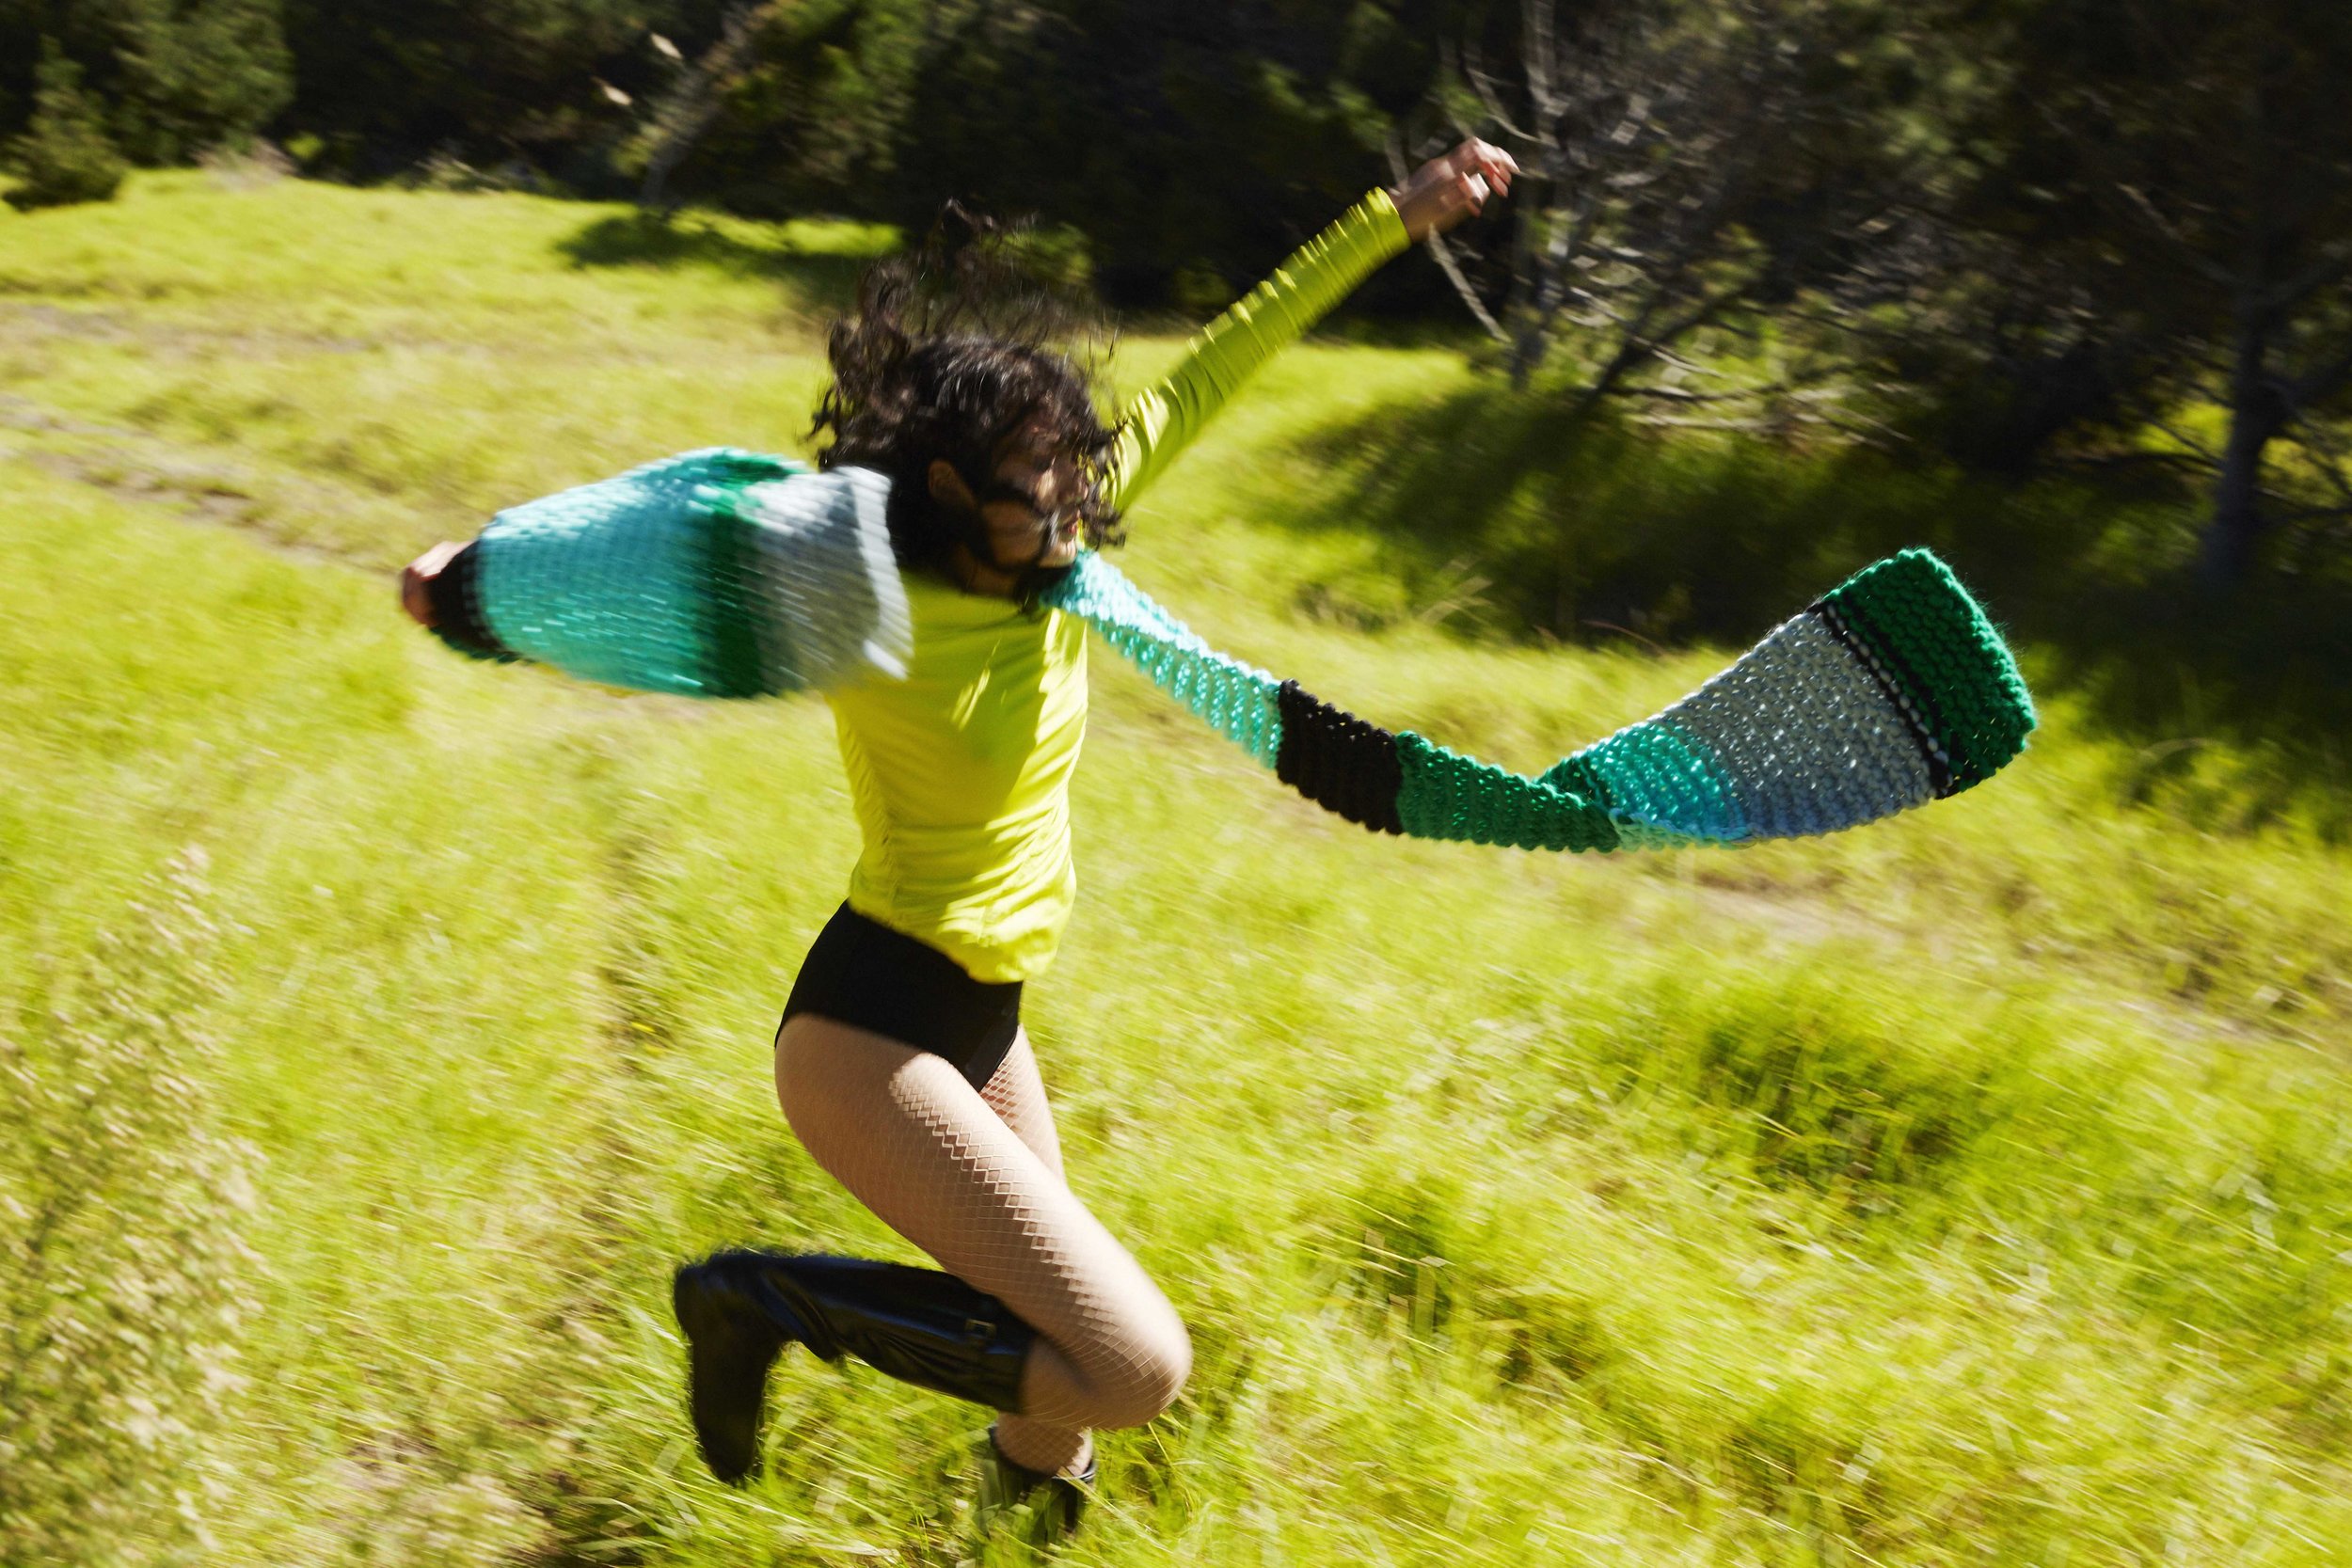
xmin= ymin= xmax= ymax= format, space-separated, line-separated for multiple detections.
xmin=3 ymin=5 xmax=2348 ymax=1565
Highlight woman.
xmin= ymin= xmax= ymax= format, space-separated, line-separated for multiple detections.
xmin=402 ymin=139 xmax=1517 ymax=1539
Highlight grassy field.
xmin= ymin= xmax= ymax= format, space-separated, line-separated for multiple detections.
xmin=3 ymin=171 xmax=2348 ymax=1567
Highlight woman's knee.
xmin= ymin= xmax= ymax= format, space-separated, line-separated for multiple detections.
xmin=1086 ymin=1315 xmax=1192 ymax=1430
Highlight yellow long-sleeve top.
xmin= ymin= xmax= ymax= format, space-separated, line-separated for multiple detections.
xmin=825 ymin=190 xmax=1409 ymax=981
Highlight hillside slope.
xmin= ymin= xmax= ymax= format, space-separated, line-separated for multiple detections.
xmin=3 ymin=175 xmax=2347 ymax=1567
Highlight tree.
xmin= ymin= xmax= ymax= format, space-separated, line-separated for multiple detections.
xmin=6 ymin=40 xmax=127 ymax=210
xmin=634 ymin=2 xmax=791 ymax=211
xmin=0 ymin=2 xmax=293 ymax=165
xmin=1361 ymin=0 xmax=1918 ymax=633
xmin=675 ymin=0 xmax=1475 ymax=304
xmin=274 ymin=0 xmax=662 ymax=174
xmin=1931 ymin=0 xmax=2352 ymax=585
xmin=109 ymin=0 xmax=294 ymax=162
xmin=1421 ymin=0 xmax=1915 ymax=416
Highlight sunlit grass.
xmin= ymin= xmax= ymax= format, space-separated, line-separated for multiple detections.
xmin=2 ymin=173 xmax=2346 ymax=1566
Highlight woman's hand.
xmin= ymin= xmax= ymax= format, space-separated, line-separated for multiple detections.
xmin=1390 ymin=138 xmax=1519 ymax=243
xmin=400 ymin=541 xmax=465 ymax=627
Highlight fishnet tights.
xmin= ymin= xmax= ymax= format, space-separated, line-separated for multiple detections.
xmin=775 ymin=1017 xmax=1189 ymax=1477
xmin=974 ymin=1037 xmax=1089 ymax=1477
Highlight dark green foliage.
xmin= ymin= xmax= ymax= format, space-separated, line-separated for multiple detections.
xmin=109 ymin=0 xmax=293 ymax=161
xmin=5 ymin=40 xmax=126 ymax=210
xmin=680 ymin=0 xmax=1469 ymax=303
xmin=1864 ymin=0 xmax=2352 ymax=579
xmin=0 ymin=3 xmax=292 ymax=166
xmin=275 ymin=0 xmax=686 ymax=176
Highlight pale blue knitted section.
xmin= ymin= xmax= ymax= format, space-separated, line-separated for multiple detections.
xmin=706 ymin=466 xmax=913 ymax=689
xmin=1549 ymin=610 xmax=1936 ymax=843
xmin=1044 ymin=553 xmax=1284 ymax=768
xmin=1629 ymin=610 xmax=1934 ymax=838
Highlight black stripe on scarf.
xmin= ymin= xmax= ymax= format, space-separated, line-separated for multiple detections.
xmin=1275 ymin=682 xmax=1406 ymax=834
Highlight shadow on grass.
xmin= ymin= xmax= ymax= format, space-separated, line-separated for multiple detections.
xmin=1253 ymin=378 xmax=2352 ymax=828
xmin=554 ymin=212 xmax=885 ymax=314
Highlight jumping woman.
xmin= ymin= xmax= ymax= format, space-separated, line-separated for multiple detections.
xmin=401 ymin=140 xmax=1520 ymax=1541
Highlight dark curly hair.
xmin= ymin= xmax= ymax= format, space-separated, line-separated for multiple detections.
xmin=810 ymin=206 xmax=1123 ymax=601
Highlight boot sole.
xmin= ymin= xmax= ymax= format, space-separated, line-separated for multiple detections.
xmin=673 ymin=1259 xmax=790 ymax=1485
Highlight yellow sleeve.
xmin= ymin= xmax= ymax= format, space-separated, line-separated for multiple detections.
xmin=1101 ymin=189 xmax=1410 ymax=513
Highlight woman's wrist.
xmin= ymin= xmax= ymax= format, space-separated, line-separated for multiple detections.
xmin=405 ymin=541 xmax=515 ymax=660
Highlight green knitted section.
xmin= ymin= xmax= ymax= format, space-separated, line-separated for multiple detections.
xmin=689 ymin=498 xmax=774 ymax=699
xmin=1539 ymin=752 xmax=1613 ymax=811
xmin=1395 ymin=732 xmax=1621 ymax=852
xmin=1817 ymin=549 xmax=2036 ymax=794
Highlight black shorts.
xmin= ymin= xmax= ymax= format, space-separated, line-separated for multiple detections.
xmin=779 ymin=904 xmax=1023 ymax=1090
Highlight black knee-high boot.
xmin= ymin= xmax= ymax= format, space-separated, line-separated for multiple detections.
xmin=977 ymin=1425 xmax=1096 ymax=1544
xmin=672 ymin=1251 xmax=1035 ymax=1485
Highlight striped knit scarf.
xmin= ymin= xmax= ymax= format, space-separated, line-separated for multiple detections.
xmin=1042 ymin=549 xmax=2033 ymax=850
xmin=440 ymin=450 xmax=2035 ymax=847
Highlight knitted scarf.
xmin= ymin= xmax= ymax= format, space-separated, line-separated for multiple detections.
xmin=1041 ymin=550 xmax=2033 ymax=850
xmin=437 ymin=450 xmax=2035 ymax=848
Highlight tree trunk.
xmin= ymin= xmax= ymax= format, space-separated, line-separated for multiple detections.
xmin=639 ymin=4 xmax=784 ymax=212
xmin=2201 ymin=313 xmax=2282 ymax=589
xmin=1508 ymin=200 xmax=1572 ymax=389
xmin=640 ymin=92 xmax=731 ymax=212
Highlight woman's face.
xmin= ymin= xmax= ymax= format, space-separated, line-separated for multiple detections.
xmin=976 ymin=418 xmax=1088 ymax=573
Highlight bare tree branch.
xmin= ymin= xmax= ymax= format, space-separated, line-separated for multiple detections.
xmin=2145 ymin=414 xmax=2223 ymax=467
xmin=1428 ymin=232 xmax=1511 ymax=344
xmin=2263 ymin=244 xmax=2352 ymax=314
xmin=2033 ymin=102 xmax=2237 ymax=290
xmin=2285 ymin=333 xmax=2352 ymax=412
xmin=1560 ymin=380 xmax=1792 ymax=404
xmin=1454 ymin=38 xmax=1529 ymax=142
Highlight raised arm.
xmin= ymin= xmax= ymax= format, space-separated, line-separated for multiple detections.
xmin=1100 ymin=139 xmax=1517 ymax=514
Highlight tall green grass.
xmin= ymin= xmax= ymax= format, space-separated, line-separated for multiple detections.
xmin=2 ymin=173 xmax=2346 ymax=1566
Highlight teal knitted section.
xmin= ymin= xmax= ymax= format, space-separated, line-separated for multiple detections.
xmin=1569 ymin=719 xmax=1750 ymax=842
xmin=1817 ymin=549 xmax=2036 ymax=794
xmin=1394 ymin=732 xmax=1621 ymax=852
xmin=1043 ymin=554 xmax=1284 ymax=768
xmin=476 ymin=448 xmax=805 ymax=697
